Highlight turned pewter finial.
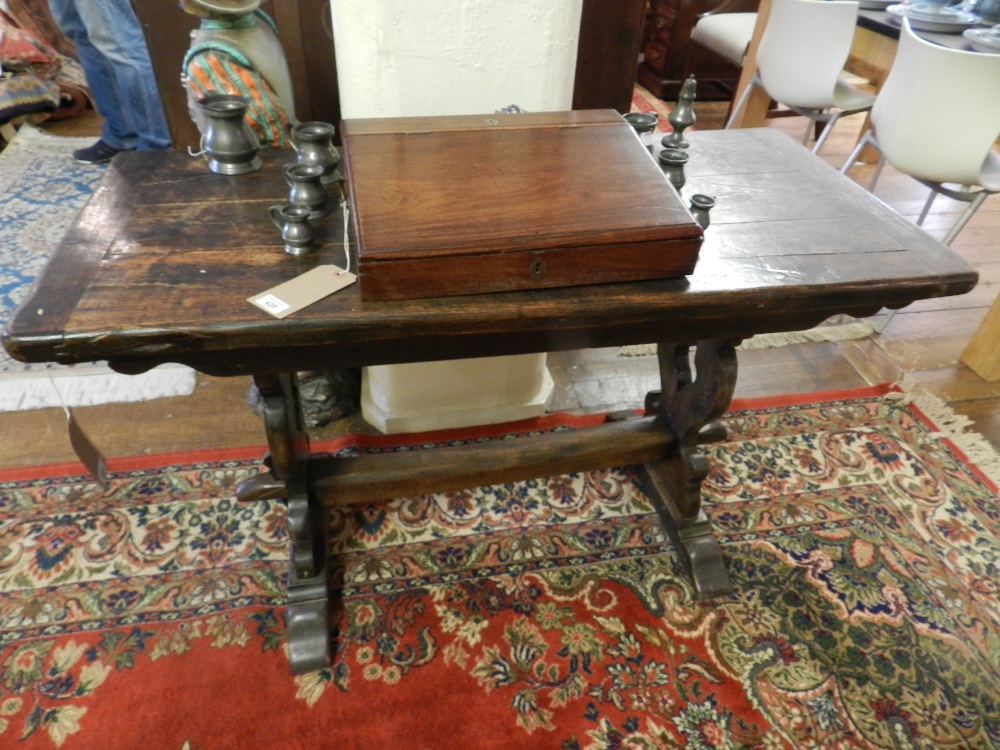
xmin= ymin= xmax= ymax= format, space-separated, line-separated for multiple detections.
xmin=663 ymin=75 xmax=697 ymax=150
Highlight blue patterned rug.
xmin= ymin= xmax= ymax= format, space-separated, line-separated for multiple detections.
xmin=0 ymin=124 xmax=195 ymax=412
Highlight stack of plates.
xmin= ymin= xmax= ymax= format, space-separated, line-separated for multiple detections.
xmin=887 ymin=2 xmax=981 ymax=31
xmin=964 ymin=26 xmax=1000 ymax=51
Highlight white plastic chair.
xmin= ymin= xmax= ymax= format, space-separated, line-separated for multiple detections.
xmin=841 ymin=19 xmax=1000 ymax=332
xmin=725 ymin=0 xmax=875 ymax=153
xmin=691 ymin=12 xmax=758 ymax=68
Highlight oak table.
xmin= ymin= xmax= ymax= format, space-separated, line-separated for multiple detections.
xmin=2 ymin=128 xmax=977 ymax=674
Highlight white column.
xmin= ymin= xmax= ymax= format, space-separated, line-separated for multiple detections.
xmin=331 ymin=0 xmax=582 ymax=433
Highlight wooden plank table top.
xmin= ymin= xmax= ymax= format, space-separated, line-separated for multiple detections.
xmin=1 ymin=125 xmax=978 ymax=673
xmin=2 ymin=127 xmax=977 ymax=377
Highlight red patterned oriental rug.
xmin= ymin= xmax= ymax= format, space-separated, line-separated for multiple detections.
xmin=2 ymin=385 xmax=999 ymax=749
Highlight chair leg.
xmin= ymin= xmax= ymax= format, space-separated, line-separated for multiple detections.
xmin=797 ymin=110 xmax=826 ymax=146
xmin=866 ymin=148 xmax=988 ymax=336
xmin=875 ymin=308 xmax=899 ymax=334
xmin=916 ymin=189 xmax=938 ymax=227
xmin=840 ymin=132 xmax=872 ymax=175
xmin=725 ymin=75 xmax=758 ymax=129
xmin=867 ymin=156 xmax=886 ymax=192
xmin=850 ymin=130 xmax=888 ymax=334
xmin=942 ymin=191 xmax=989 ymax=245
xmin=811 ymin=112 xmax=840 ymax=154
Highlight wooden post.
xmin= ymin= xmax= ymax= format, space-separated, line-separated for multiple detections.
xmin=572 ymin=0 xmax=647 ymax=113
xmin=726 ymin=0 xmax=772 ymax=128
xmin=961 ymin=295 xmax=1000 ymax=381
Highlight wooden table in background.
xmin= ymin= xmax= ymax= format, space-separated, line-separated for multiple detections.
xmin=2 ymin=128 xmax=978 ymax=673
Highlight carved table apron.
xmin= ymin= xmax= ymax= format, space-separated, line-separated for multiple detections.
xmin=2 ymin=129 xmax=978 ymax=674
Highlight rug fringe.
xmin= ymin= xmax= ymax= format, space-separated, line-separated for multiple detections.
xmin=618 ymin=319 xmax=876 ymax=357
xmin=888 ymin=375 xmax=1000 ymax=490
xmin=618 ymin=344 xmax=657 ymax=357
xmin=7 ymin=121 xmax=96 ymax=149
xmin=0 ymin=364 xmax=197 ymax=412
xmin=738 ymin=321 xmax=876 ymax=350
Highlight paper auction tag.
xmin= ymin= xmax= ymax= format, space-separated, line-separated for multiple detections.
xmin=44 ymin=365 xmax=108 ymax=489
xmin=248 ymin=265 xmax=356 ymax=319
xmin=67 ymin=411 xmax=109 ymax=490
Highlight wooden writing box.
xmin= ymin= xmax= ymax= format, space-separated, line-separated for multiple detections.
xmin=340 ymin=109 xmax=703 ymax=301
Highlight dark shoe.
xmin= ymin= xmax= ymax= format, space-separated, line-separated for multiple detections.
xmin=72 ymin=140 xmax=131 ymax=164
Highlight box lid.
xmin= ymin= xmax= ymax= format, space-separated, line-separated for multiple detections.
xmin=341 ymin=110 xmax=702 ymax=265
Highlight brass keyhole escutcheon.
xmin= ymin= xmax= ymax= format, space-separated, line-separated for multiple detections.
xmin=530 ymin=259 xmax=546 ymax=279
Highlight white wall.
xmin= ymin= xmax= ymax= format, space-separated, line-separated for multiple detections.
xmin=330 ymin=0 xmax=583 ymax=433
xmin=331 ymin=0 xmax=583 ymax=118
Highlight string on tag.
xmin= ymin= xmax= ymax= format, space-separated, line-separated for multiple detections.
xmin=187 ymin=133 xmax=207 ymax=158
xmin=338 ymin=182 xmax=351 ymax=275
xmin=44 ymin=365 xmax=109 ymax=489
xmin=45 ymin=364 xmax=72 ymax=422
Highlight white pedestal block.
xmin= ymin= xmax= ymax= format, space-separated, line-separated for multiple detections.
xmin=361 ymin=355 xmax=553 ymax=434
xmin=333 ymin=0 xmax=578 ymax=437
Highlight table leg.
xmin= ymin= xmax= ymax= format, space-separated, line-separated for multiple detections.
xmin=637 ymin=339 xmax=739 ymax=600
xmin=236 ymin=372 xmax=331 ymax=673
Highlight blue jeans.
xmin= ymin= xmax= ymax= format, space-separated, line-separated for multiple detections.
xmin=47 ymin=0 xmax=171 ymax=150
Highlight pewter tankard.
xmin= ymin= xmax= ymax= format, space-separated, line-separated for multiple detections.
xmin=198 ymin=94 xmax=261 ymax=175
xmin=291 ymin=121 xmax=340 ymax=184
xmin=269 ymin=203 xmax=317 ymax=255
xmin=284 ymin=163 xmax=331 ymax=219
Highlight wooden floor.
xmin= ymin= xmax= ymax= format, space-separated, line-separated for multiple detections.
xmin=2 ymin=100 xmax=999 ymax=470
